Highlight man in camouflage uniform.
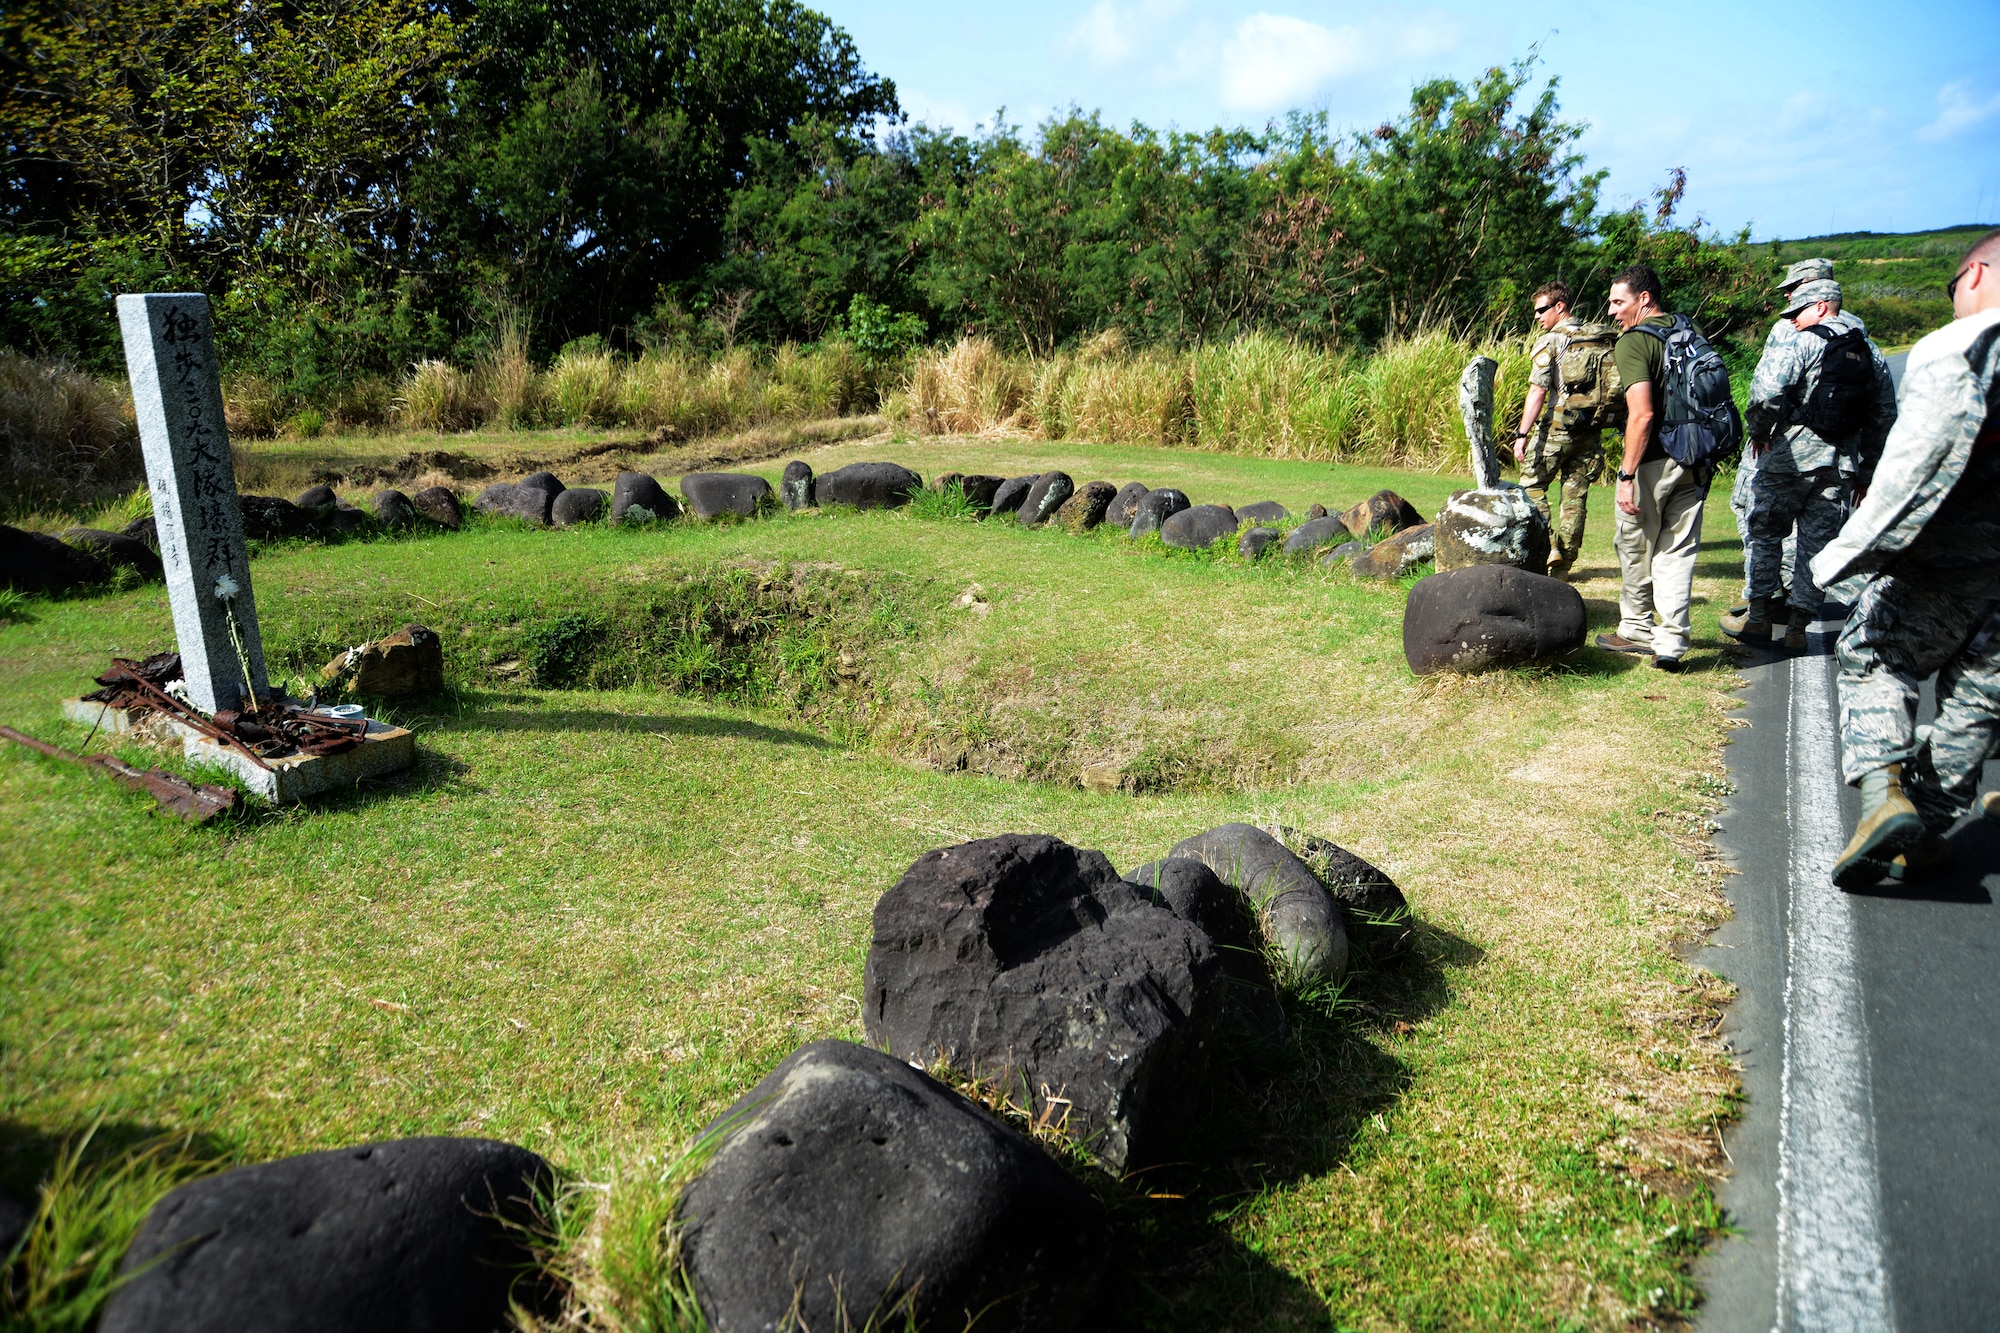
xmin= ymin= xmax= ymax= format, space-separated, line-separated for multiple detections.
xmin=1723 ymin=257 xmax=1835 ymax=634
xmin=1512 ymin=280 xmax=1611 ymax=576
xmin=1821 ymin=227 xmax=2000 ymax=887
xmin=1733 ymin=278 xmax=1896 ymax=649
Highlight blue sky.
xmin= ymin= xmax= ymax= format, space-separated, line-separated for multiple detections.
xmin=815 ymin=0 xmax=2000 ymax=241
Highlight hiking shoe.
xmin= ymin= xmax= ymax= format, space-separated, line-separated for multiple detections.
xmin=1720 ymin=602 xmax=1751 ymax=635
xmin=1833 ymin=765 xmax=1927 ymax=890
xmin=1596 ymin=632 xmax=1652 ymax=656
xmin=1887 ymin=831 xmax=1953 ymax=882
xmin=1653 ymin=655 xmax=1683 ymax=673
xmin=1784 ymin=623 xmax=1808 ymax=651
xmin=1546 ymin=558 xmax=1575 ymax=581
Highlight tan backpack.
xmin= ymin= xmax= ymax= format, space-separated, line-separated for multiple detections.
xmin=1552 ymin=322 xmax=1624 ymax=430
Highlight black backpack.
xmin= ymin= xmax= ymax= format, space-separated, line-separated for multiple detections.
xmin=1797 ymin=324 xmax=1874 ymax=439
xmin=1631 ymin=314 xmax=1742 ymax=469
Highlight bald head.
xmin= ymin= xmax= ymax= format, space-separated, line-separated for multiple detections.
xmin=1953 ymin=228 xmax=2000 ymax=318
xmin=1966 ymin=228 xmax=2000 ymax=270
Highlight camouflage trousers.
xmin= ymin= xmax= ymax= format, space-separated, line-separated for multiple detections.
xmin=1836 ymin=564 xmax=2000 ymax=827
xmin=1729 ymin=449 xmax=1794 ymax=599
xmin=1521 ymin=427 xmax=1602 ymax=567
xmin=1748 ymin=465 xmax=1845 ymax=618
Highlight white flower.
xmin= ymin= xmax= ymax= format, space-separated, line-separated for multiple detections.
xmin=213 ymin=573 xmax=239 ymax=600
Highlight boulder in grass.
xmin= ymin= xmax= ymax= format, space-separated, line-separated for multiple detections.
xmin=1318 ymin=540 xmax=1365 ymax=567
xmin=551 ymin=487 xmax=607 ymax=526
xmin=295 ymin=483 xmax=337 ymax=511
xmin=122 ymin=515 xmax=159 ymax=550
xmin=1169 ymin=822 xmax=1349 ymax=985
xmin=239 ymin=494 xmax=314 ymax=540
xmin=818 ymin=461 xmax=924 ymax=510
xmin=1236 ymin=500 xmax=1289 ymax=524
xmin=1282 ymin=514 xmax=1349 ymax=560
xmin=412 ymin=486 xmax=462 ymax=529
xmin=954 ymin=474 xmax=1005 ymax=511
xmin=96 ymin=1137 xmax=555 ymax=1333
xmin=1433 ymin=487 xmax=1551 ymax=573
xmin=780 ymin=460 xmax=815 ymax=511
xmin=1106 ymin=482 xmax=1150 ymax=527
xmin=1237 ymin=526 xmax=1281 ymax=559
xmin=1350 ymin=523 xmax=1434 ymax=579
xmin=370 ymin=488 xmax=418 ymax=529
xmin=1281 ymin=829 xmax=1413 ymax=956
xmin=987 ymin=474 xmax=1037 ymax=519
xmin=323 ymin=504 xmax=370 ymax=536
xmin=1124 ymin=858 xmax=1288 ymax=1044
xmin=61 ymin=528 xmax=163 ymax=581
xmin=341 ymin=622 xmax=446 ymax=696
xmin=1340 ymin=489 xmax=1424 ymax=540
xmin=1018 ymin=471 xmax=1074 ymax=527
xmin=474 ymin=482 xmax=556 ymax=525
xmin=1305 ymin=502 xmax=1328 ymax=520
xmin=1 ymin=524 xmax=108 ymax=594
xmin=1055 ymin=480 xmax=1118 ymax=532
xmin=517 ymin=471 xmax=565 ymax=507
xmin=612 ymin=472 xmax=677 ymax=525
xmin=1403 ymin=564 xmax=1586 ymax=676
xmin=1128 ymin=487 xmax=1190 ymax=538
xmin=1160 ymin=503 xmax=1237 ymax=550
xmin=864 ymin=834 xmax=1225 ymax=1173
xmin=680 ymin=472 xmax=774 ymax=520
xmin=680 ymin=1041 xmax=1113 ymax=1333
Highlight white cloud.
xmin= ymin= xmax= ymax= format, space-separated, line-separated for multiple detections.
xmin=1066 ymin=0 xmax=1136 ymax=67
xmin=1918 ymin=79 xmax=2000 ymax=143
xmin=1216 ymin=10 xmax=1460 ymax=114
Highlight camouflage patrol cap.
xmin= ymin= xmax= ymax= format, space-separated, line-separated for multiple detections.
xmin=1780 ymin=278 xmax=1842 ymax=317
xmin=1777 ymin=258 xmax=1835 ymax=291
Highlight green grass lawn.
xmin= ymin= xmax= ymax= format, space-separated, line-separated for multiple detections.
xmin=1 ymin=440 xmax=1748 ymax=1329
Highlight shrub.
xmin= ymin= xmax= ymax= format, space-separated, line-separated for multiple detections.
xmin=0 ymin=347 xmax=140 ymax=514
xmin=397 ymin=359 xmax=485 ymax=431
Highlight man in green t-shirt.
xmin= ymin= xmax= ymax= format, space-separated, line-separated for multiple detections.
xmin=1594 ymin=262 xmax=1711 ymax=671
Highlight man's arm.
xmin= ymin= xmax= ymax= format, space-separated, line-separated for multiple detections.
xmin=1743 ymin=331 xmax=1802 ymax=454
xmin=1514 ymin=385 xmax=1549 ymax=464
xmin=1617 ymin=382 xmax=1654 ymax=516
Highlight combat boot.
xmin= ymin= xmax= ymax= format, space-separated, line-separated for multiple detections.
xmin=1888 ymin=830 xmax=1953 ymax=881
xmin=1832 ymin=764 xmax=1927 ymax=889
xmin=1783 ymin=606 xmax=1812 ymax=652
xmin=1722 ymin=597 xmax=1771 ymax=642
xmin=1720 ymin=599 xmax=1751 ymax=635
xmin=1983 ymin=791 xmax=2000 ymax=820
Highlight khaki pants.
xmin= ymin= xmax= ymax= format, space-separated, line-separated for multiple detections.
xmin=1614 ymin=457 xmax=1709 ymax=659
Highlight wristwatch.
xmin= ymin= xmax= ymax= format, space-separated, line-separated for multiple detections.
xmin=1617 ymin=470 xmax=1637 ymax=482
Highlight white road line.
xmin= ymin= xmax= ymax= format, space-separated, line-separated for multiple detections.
xmin=1773 ymin=653 xmax=1895 ymax=1331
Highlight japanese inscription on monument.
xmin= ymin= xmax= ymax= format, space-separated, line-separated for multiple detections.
xmin=117 ymin=293 xmax=269 ymax=713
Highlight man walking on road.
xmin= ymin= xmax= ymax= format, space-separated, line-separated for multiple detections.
xmin=1723 ymin=257 xmax=1835 ymax=635
xmin=1822 ymin=228 xmax=2000 ymax=887
xmin=1513 ymin=281 xmax=1620 ymax=578
xmin=1732 ymin=278 xmax=1896 ymax=649
xmin=1595 ymin=263 xmax=1714 ymax=672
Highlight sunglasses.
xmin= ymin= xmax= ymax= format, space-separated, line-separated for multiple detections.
xmin=1948 ymin=260 xmax=1988 ymax=301
xmin=1533 ymin=302 xmax=1561 ymax=316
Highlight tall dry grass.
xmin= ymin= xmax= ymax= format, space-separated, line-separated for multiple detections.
xmin=396 ymin=359 xmax=484 ymax=432
xmin=900 ymin=336 xmax=1031 ymax=434
xmin=0 ymin=348 xmax=140 ymax=514
xmin=901 ymin=329 xmax=1533 ymax=469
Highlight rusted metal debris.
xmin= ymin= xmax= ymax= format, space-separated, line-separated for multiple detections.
xmin=83 ymin=655 xmax=365 ymax=766
xmin=0 ymin=724 xmax=238 ymax=822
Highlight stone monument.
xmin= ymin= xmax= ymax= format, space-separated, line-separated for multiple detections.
xmin=1434 ymin=353 xmax=1550 ymax=573
xmin=116 ymin=293 xmax=268 ymax=713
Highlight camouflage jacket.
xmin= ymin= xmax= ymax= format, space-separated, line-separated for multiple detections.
xmin=1812 ymin=307 xmax=2000 ymax=588
xmin=1745 ymin=310 xmax=1896 ymax=476
xmin=1526 ymin=317 xmax=1590 ymax=393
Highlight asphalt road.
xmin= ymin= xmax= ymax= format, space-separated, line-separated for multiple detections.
xmin=1696 ymin=347 xmax=2000 ymax=1329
